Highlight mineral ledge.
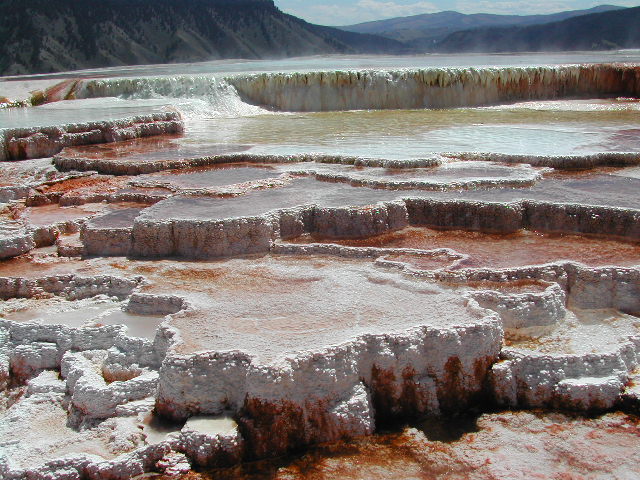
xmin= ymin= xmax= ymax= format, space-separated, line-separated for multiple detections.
xmin=0 ymin=64 xmax=639 ymax=479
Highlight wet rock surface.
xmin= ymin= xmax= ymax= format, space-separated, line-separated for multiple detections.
xmin=1 ymin=63 xmax=640 ymax=478
xmin=167 ymin=411 xmax=640 ymax=480
xmin=1 ymin=112 xmax=184 ymax=161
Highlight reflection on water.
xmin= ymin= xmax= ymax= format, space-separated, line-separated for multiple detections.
xmin=0 ymin=97 xmax=170 ymax=129
xmin=181 ymin=107 xmax=640 ymax=159
xmin=95 ymin=310 xmax=165 ymax=340
xmin=1 ymin=301 xmax=165 ymax=340
xmin=2 ymin=302 xmax=119 ymax=327
xmin=142 ymin=413 xmax=184 ymax=444
xmin=184 ymin=415 xmax=238 ymax=436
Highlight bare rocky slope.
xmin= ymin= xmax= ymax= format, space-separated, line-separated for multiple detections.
xmin=435 ymin=6 xmax=640 ymax=53
xmin=340 ymin=5 xmax=624 ymax=50
xmin=0 ymin=0 xmax=407 ymax=76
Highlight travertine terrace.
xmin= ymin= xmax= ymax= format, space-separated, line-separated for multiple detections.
xmin=1 ymin=58 xmax=640 ymax=479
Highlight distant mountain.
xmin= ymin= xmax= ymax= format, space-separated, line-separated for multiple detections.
xmin=435 ymin=6 xmax=640 ymax=53
xmin=340 ymin=5 xmax=625 ymax=50
xmin=0 ymin=0 xmax=407 ymax=76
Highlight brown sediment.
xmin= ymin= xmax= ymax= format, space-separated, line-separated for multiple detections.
xmin=150 ymin=266 xmax=227 ymax=284
xmin=294 ymin=227 xmax=640 ymax=269
xmin=186 ymin=411 xmax=640 ymax=480
xmin=437 ymin=357 xmax=466 ymax=414
xmin=37 ymin=175 xmax=118 ymax=194
xmin=369 ymin=366 xmax=399 ymax=422
xmin=453 ymin=279 xmax=550 ymax=293
xmin=238 ymin=399 xmax=308 ymax=460
xmin=26 ymin=175 xmax=133 ymax=205
xmin=142 ymin=257 xmax=344 ymax=297
xmin=15 ymin=203 xmax=110 ymax=226
xmin=503 ymin=333 xmax=559 ymax=350
xmin=0 ymin=255 xmax=79 ymax=278
xmin=102 ymin=368 xmax=141 ymax=384
xmin=58 ymin=179 xmax=171 ymax=206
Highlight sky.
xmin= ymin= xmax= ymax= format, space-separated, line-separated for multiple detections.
xmin=274 ymin=0 xmax=640 ymax=26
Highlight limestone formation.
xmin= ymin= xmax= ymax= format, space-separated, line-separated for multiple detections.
xmin=0 ymin=62 xmax=639 ymax=478
xmin=1 ymin=113 xmax=183 ymax=161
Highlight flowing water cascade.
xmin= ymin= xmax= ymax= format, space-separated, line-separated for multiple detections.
xmin=71 ymin=64 xmax=640 ymax=111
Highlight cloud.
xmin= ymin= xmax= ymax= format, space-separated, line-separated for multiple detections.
xmin=279 ymin=0 xmax=439 ymax=26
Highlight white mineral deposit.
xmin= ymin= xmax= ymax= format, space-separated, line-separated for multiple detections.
xmin=1 ymin=51 xmax=639 ymax=479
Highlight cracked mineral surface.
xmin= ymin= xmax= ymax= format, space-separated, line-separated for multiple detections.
xmin=1 ymin=53 xmax=640 ymax=479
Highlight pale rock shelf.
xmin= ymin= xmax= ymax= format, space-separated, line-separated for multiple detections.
xmin=52 ymin=147 xmax=640 ymax=177
xmin=230 ymin=65 xmax=640 ymax=111
xmin=75 ymin=177 xmax=640 ymax=260
xmin=1 ymin=62 xmax=639 ymax=478
xmin=469 ymin=282 xmax=567 ymax=329
xmin=0 ymin=112 xmax=183 ymax=161
xmin=454 ymin=151 xmax=640 ymax=169
xmin=52 ymin=150 xmax=443 ymax=176
xmin=0 ymin=247 xmax=638 ymax=477
xmin=71 ymin=64 xmax=640 ymax=112
xmin=152 ymin=257 xmax=502 ymax=455
xmin=8 ymin=202 xmax=136 ymax=252
xmin=0 ymin=158 xmax=79 ymax=203
xmin=0 ymin=220 xmax=35 ymax=259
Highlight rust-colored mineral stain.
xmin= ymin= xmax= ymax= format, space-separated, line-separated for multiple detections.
xmin=239 ymin=398 xmax=308 ymax=460
xmin=102 ymin=369 xmax=141 ymax=384
xmin=144 ymin=162 xmax=277 ymax=182
xmin=58 ymin=135 xmax=251 ymax=162
xmin=0 ymin=256 xmax=78 ymax=278
xmin=503 ymin=332 xmax=551 ymax=349
xmin=437 ymin=356 xmax=466 ymax=414
xmin=176 ymin=411 xmax=640 ymax=480
xmin=38 ymin=175 xmax=121 ymax=194
xmin=151 ymin=260 xmax=337 ymax=296
xmin=42 ymin=79 xmax=78 ymax=102
xmin=296 ymin=227 xmax=640 ymax=269
xmin=18 ymin=202 xmax=153 ymax=228
xmin=460 ymin=279 xmax=550 ymax=293
xmin=370 ymin=366 xmax=399 ymax=422
xmin=17 ymin=205 xmax=92 ymax=226
xmin=59 ymin=135 xmax=184 ymax=159
xmin=157 ymin=267 xmax=227 ymax=284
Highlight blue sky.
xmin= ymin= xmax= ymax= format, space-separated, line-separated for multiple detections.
xmin=274 ymin=0 xmax=640 ymax=26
